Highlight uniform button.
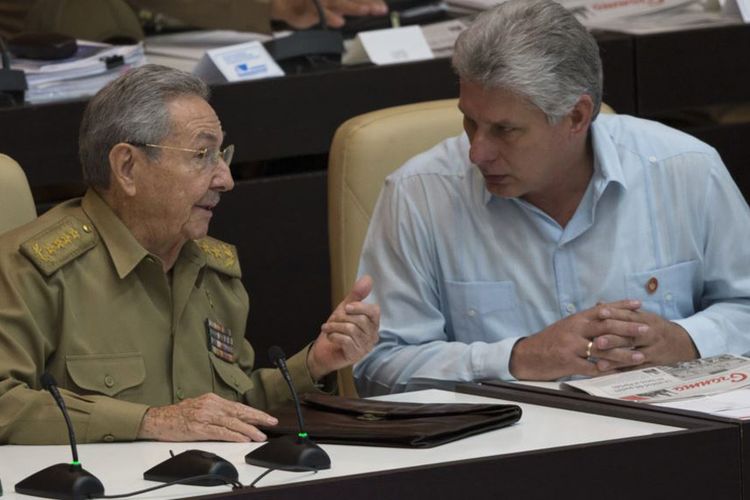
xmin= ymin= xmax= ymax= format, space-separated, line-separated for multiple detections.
xmin=646 ymin=277 xmax=658 ymax=294
xmin=176 ymin=388 xmax=185 ymax=400
xmin=665 ymin=292 xmax=673 ymax=302
xmin=103 ymin=434 xmax=115 ymax=442
xmin=648 ymin=156 xmax=657 ymax=163
xmin=104 ymin=375 xmax=115 ymax=388
xmin=81 ymin=224 xmax=92 ymax=233
xmin=566 ymin=303 xmax=576 ymax=314
xmin=467 ymin=308 xmax=476 ymax=317
xmin=145 ymin=256 xmax=155 ymax=264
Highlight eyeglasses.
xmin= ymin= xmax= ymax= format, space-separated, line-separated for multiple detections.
xmin=129 ymin=142 xmax=235 ymax=171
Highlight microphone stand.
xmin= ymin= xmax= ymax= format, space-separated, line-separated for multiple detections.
xmin=15 ymin=373 xmax=104 ymax=500
xmin=245 ymin=347 xmax=331 ymax=471
xmin=263 ymin=0 xmax=344 ymax=73
xmin=0 ymin=37 xmax=27 ymax=107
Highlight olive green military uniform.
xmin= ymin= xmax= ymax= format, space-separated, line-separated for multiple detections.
xmin=0 ymin=189 xmax=318 ymax=444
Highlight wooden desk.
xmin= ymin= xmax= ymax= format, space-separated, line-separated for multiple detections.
xmin=460 ymin=381 xmax=750 ymax=500
xmin=0 ymin=389 xmax=741 ymax=500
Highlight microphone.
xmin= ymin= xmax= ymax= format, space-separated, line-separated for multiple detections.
xmin=262 ymin=0 xmax=344 ymax=73
xmin=0 ymin=37 xmax=26 ymax=107
xmin=41 ymin=372 xmax=81 ymax=464
xmin=245 ymin=346 xmax=331 ymax=471
xmin=15 ymin=373 xmax=105 ymax=500
xmin=268 ymin=345 xmax=307 ymax=435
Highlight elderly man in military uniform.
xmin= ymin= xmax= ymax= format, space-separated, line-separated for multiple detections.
xmin=0 ymin=64 xmax=380 ymax=444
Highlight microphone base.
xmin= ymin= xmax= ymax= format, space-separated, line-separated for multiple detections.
xmin=15 ymin=463 xmax=104 ymax=500
xmin=245 ymin=434 xmax=331 ymax=472
xmin=263 ymin=30 xmax=343 ymax=73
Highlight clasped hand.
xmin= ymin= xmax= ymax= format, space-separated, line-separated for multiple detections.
xmin=509 ymin=299 xmax=698 ymax=380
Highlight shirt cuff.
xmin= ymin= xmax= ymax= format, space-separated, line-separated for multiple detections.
xmin=472 ymin=336 xmax=524 ymax=382
xmin=672 ymin=315 xmax=726 ymax=358
xmin=85 ymin=396 xmax=149 ymax=442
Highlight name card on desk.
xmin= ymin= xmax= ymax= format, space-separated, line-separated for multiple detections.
xmin=193 ymin=41 xmax=284 ymax=83
xmin=342 ymin=26 xmax=434 ymax=66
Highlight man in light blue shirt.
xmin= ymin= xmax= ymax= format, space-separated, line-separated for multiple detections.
xmin=355 ymin=0 xmax=750 ymax=395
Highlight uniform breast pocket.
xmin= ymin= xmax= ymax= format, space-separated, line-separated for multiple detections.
xmin=444 ymin=280 xmax=525 ymax=342
xmin=626 ymin=260 xmax=701 ymax=319
xmin=66 ymin=352 xmax=145 ymax=399
xmin=208 ymin=353 xmax=255 ymax=402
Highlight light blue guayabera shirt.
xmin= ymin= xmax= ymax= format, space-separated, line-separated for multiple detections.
xmin=354 ymin=114 xmax=750 ymax=396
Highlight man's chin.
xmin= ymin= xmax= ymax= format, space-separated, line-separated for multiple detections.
xmin=184 ymin=223 xmax=210 ymax=241
xmin=486 ymin=183 xmax=518 ymax=198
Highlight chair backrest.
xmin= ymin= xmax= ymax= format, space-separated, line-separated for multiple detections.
xmin=0 ymin=154 xmax=37 ymax=235
xmin=327 ymin=98 xmax=464 ymax=396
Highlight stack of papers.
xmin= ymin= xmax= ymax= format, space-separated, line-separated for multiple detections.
xmin=443 ymin=0 xmax=745 ymax=34
xmin=144 ymin=30 xmax=272 ymax=73
xmin=11 ymin=41 xmax=145 ymax=104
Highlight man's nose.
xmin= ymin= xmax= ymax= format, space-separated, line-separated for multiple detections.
xmin=212 ymin=160 xmax=234 ymax=192
xmin=468 ymin=131 xmax=499 ymax=166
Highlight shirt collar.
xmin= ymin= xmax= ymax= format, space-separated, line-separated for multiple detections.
xmin=591 ymin=114 xmax=628 ymax=193
xmin=81 ymin=189 xmax=205 ymax=279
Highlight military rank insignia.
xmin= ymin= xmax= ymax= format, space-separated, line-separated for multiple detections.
xmin=205 ymin=318 xmax=235 ymax=362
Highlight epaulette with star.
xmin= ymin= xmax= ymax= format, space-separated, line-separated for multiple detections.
xmin=196 ymin=236 xmax=241 ymax=278
xmin=19 ymin=216 xmax=98 ymax=276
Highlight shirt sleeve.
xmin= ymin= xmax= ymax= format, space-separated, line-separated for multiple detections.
xmin=0 ymin=251 xmax=148 ymax=444
xmin=354 ymin=173 xmax=521 ymax=397
xmin=672 ymin=153 xmax=750 ymax=357
xmin=128 ymin=0 xmax=273 ymax=33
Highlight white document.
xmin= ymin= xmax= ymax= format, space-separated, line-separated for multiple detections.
xmin=342 ymin=26 xmax=434 ymax=66
xmin=583 ymin=6 xmax=741 ymax=34
xmin=193 ymin=41 xmax=284 ymax=83
xmin=656 ymin=386 xmax=750 ymax=419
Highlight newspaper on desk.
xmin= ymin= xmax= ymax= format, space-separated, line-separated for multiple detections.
xmin=563 ymin=354 xmax=750 ymax=403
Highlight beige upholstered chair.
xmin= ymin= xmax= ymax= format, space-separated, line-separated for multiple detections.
xmin=328 ymin=98 xmax=464 ymax=396
xmin=0 ymin=154 xmax=36 ymax=235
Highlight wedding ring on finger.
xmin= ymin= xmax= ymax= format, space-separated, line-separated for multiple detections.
xmin=585 ymin=340 xmax=594 ymax=359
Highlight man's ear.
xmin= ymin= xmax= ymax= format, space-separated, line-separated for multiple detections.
xmin=108 ymin=143 xmax=140 ymax=197
xmin=568 ymin=94 xmax=595 ymax=136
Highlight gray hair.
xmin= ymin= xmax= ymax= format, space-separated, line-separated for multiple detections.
xmin=79 ymin=64 xmax=210 ymax=188
xmin=452 ymin=0 xmax=602 ymax=124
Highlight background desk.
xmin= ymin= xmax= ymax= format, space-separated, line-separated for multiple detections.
xmin=0 ymin=26 xmax=748 ymax=362
xmin=0 ymin=389 xmax=741 ymax=499
xmin=461 ymin=381 xmax=750 ymax=500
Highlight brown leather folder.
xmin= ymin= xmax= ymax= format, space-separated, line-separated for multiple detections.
xmin=263 ymin=393 xmax=522 ymax=448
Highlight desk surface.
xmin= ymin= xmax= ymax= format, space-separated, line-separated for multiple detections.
xmin=1 ymin=389 xmax=686 ymax=500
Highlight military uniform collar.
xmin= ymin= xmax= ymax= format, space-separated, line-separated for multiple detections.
xmin=81 ymin=189 xmax=151 ymax=279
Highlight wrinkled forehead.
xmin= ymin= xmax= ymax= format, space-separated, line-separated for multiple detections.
xmin=164 ymin=95 xmax=224 ymax=144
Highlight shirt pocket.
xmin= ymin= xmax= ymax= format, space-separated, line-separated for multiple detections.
xmin=208 ymin=353 xmax=255 ymax=402
xmin=626 ymin=260 xmax=700 ymax=319
xmin=66 ymin=352 xmax=145 ymax=398
xmin=444 ymin=280 xmax=524 ymax=342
